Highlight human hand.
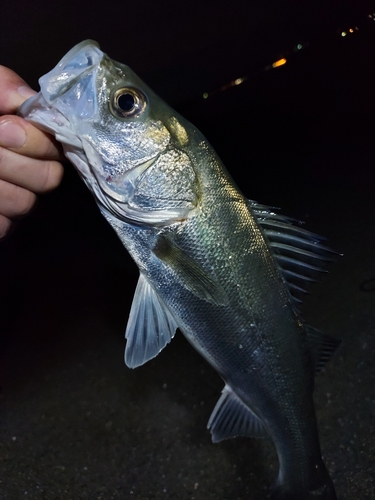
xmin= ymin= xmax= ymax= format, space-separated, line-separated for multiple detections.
xmin=0 ymin=66 xmax=64 ymax=238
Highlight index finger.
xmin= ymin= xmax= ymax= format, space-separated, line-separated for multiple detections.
xmin=0 ymin=115 xmax=64 ymax=161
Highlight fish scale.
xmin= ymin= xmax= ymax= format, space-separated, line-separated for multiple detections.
xmin=19 ymin=40 xmax=339 ymax=499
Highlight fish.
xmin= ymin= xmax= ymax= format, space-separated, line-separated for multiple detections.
xmin=19 ymin=40 xmax=340 ymax=499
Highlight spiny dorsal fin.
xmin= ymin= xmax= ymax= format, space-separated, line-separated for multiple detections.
xmin=207 ymin=384 xmax=268 ymax=442
xmin=306 ymin=325 xmax=341 ymax=373
xmin=248 ymin=200 xmax=339 ymax=306
xmin=125 ymin=273 xmax=178 ymax=368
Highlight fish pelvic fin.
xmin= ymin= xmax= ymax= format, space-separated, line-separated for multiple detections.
xmin=207 ymin=384 xmax=268 ymax=442
xmin=125 ymin=273 xmax=178 ymax=368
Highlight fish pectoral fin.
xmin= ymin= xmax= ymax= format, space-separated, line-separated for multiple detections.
xmin=306 ymin=325 xmax=341 ymax=373
xmin=207 ymin=384 xmax=268 ymax=442
xmin=153 ymin=235 xmax=229 ymax=307
xmin=124 ymin=273 xmax=178 ymax=368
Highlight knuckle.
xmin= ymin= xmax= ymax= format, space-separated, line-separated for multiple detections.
xmin=23 ymin=126 xmax=62 ymax=161
xmin=0 ymin=146 xmax=8 ymax=166
xmin=17 ymin=190 xmax=36 ymax=216
xmin=0 ymin=215 xmax=12 ymax=238
xmin=39 ymin=161 xmax=64 ymax=192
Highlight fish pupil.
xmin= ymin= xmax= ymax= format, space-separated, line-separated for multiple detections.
xmin=109 ymin=87 xmax=146 ymax=118
xmin=118 ymin=93 xmax=135 ymax=112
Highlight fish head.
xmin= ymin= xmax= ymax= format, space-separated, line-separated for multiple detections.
xmin=19 ymin=40 xmax=197 ymax=225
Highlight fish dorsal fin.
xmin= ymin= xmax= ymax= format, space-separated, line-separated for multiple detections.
xmin=306 ymin=325 xmax=341 ymax=373
xmin=125 ymin=273 xmax=178 ymax=368
xmin=248 ymin=200 xmax=338 ymax=307
xmin=249 ymin=201 xmax=341 ymax=369
xmin=153 ymin=235 xmax=229 ymax=307
xmin=207 ymin=384 xmax=268 ymax=442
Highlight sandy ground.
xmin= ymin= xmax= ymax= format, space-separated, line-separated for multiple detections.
xmin=1 ymin=2 xmax=375 ymax=499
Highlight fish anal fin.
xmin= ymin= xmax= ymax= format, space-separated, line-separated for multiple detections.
xmin=306 ymin=325 xmax=341 ymax=373
xmin=125 ymin=273 xmax=177 ymax=368
xmin=207 ymin=384 xmax=268 ymax=443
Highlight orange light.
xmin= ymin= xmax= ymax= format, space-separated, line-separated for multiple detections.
xmin=272 ymin=58 xmax=287 ymax=69
xmin=234 ymin=77 xmax=246 ymax=85
xmin=349 ymin=28 xmax=354 ymax=33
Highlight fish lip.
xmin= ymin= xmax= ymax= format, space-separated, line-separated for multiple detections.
xmin=18 ymin=93 xmax=83 ymax=148
xmin=57 ymin=40 xmax=101 ymax=66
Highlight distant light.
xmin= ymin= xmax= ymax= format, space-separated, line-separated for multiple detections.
xmin=355 ymin=26 xmax=359 ymax=30
xmin=341 ymin=31 xmax=347 ymax=36
xmin=272 ymin=58 xmax=287 ymax=68
xmin=234 ymin=77 xmax=246 ymax=85
xmin=296 ymin=44 xmax=303 ymax=50
xmin=203 ymin=92 xmax=208 ymax=99
xmin=349 ymin=28 xmax=354 ymax=33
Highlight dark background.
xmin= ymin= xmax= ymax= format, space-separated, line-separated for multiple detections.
xmin=0 ymin=1 xmax=375 ymax=498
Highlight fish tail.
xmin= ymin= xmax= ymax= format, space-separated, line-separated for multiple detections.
xmin=270 ymin=460 xmax=337 ymax=500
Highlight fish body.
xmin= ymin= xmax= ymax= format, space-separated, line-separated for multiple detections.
xmin=19 ymin=41 xmax=339 ymax=499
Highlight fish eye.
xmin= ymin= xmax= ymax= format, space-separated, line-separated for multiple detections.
xmin=110 ymin=87 xmax=146 ymax=118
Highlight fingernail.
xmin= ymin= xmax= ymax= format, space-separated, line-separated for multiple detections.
xmin=18 ymin=85 xmax=37 ymax=99
xmin=0 ymin=120 xmax=27 ymax=149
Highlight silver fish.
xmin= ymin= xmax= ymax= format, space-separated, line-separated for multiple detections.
xmin=19 ymin=40 xmax=339 ymax=499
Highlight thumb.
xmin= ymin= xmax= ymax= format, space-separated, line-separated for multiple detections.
xmin=0 ymin=65 xmax=36 ymax=114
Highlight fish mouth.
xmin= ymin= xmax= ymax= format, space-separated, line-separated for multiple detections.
xmin=19 ymin=39 xmax=103 ymax=130
xmin=38 ymin=40 xmax=102 ymax=104
xmin=19 ymin=40 xmax=105 ymax=149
